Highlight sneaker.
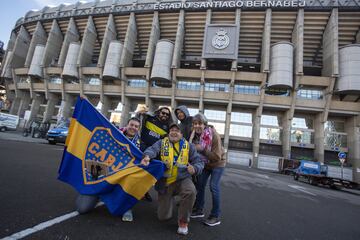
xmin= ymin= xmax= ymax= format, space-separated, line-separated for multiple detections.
xmin=190 ymin=209 xmax=205 ymax=218
xmin=122 ymin=210 xmax=133 ymax=222
xmin=204 ymin=217 xmax=221 ymax=226
xmin=177 ymin=222 xmax=188 ymax=235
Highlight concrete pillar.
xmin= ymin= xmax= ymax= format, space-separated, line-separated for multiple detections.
xmin=120 ymin=72 xmax=130 ymax=126
xmin=120 ymin=13 xmax=137 ymax=68
xmin=199 ymin=71 xmax=205 ymax=113
xmin=25 ymin=94 xmax=45 ymax=128
xmin=145 ymin=12 xmax=160 ymax=68
xmin=58 ymin=18 xmax=79 ymax=67
xmin=59 ymin=94 xmax=76 ymax=121
xmin=25 ymin=22 xmax=47 ymax=67
xmin=9 ymin=26 xmax=31 ymax=69
xmin=101 ymin=95 xmax=111 ymax=118
xmin=42 ymin=19 xmax=63 ymax=67
xmin=43 ymin=93 xmax=59 ymax=122
xmin=171 ymin=10 xmax=185 ymax=68
xmin=98 ymin=14 xmax=117 ymax=67
xmin=78 ymin=16 xmax=97 ymax=67
xmin=261 ymin=9 xmax=271 ymax=73
xmin=282 ymin=110 xmax=292 ymax=159
xmin=200 ymin=9 xmax=212 ymax=69
xmin=292 ymin=9 xmax=304 ymax=76
xmin=28 ymin=45 xmax=45 ymax=78
xmin=1 ymin=32 xmax=17 ymax=78
xmin=17 ymin=92 xmax=31 ymax=118
xmin=322 ymin=8 xmax=339 ymax=77
xmin=145 ymin=68 xmax=153 ymax=111
xmin=223 ymin=71 xmax=236 ymax=153
xmin=345 ymin=116 xmax=360 ymax=183
xmin=314 ymin=113 xmax=325 ymax=163
xmin=62 ymin=42 xmax=80 ymax=79
xmin=103 ymin=41 xmax=123 ymax=79
xmin=9 ymin=97 xmax=21 ymax=115
xmin=252 ymin=79 xmax=267 ymax=167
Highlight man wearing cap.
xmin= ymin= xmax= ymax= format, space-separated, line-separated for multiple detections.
xmin=141 ymin=123 xmax=204 ymax=236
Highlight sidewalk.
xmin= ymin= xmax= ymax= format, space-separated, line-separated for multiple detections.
xmin=0 ymin=130 xmax=48 ymax=144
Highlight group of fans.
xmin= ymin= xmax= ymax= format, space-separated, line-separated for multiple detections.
xmin=77 ymin=105 xmax=226 ymax=236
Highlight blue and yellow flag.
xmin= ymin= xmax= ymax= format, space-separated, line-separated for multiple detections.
xmin=58 ymin=97 xmax=165 ymax=216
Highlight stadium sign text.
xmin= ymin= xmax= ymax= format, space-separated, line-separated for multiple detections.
xmin=154 ymin=0 xmax=306 ymax=10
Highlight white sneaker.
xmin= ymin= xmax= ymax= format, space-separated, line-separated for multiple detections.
xmin=177 ymin=225 xmax=188 ymax=235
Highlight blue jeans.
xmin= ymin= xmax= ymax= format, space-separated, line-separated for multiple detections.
xmin=194 ymin=167 xmax=224 ymax=218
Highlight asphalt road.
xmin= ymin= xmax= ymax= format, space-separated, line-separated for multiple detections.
xmin=0 ymin=139 xmax=359 ymax=240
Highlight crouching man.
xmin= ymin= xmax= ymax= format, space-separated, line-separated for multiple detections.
xmin=141 ymin=123 xmax=204 ymax=235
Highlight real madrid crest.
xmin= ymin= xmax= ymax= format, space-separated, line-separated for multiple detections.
xmin=212 ymin=28 xmax=230 ymax=50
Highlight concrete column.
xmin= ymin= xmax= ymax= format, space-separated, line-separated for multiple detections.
xmin=171 ymin=70 xmax=177 ymax=110
xmin=98 ymin=14 xmax=116 ymax=67
xmin=25 ymin=22 xmax=47 ymax=67
xmin=292 ymin=9 xmax=304 ymax=75
xmin=223 ymin=71 xmax=236 ymax=154
xmin=9 ymin=97 xmax=21 ymax=115
xmin=43 ymin=93 xmax=59 ymax=122
xmin=59 ymin=94 xmax=76 ymax=121
xmin=17 ymin=92 xmax=31 ymax=118
xmin=28 ymin=45 xmax=45 ymax=78
xmin=252 ymin=79 xmax=267 ymax=167
xmin=282 ymin=110 xmax=292 ymax=159
xmin=9 ymin=26 xmax=31 ymax=69
xmin=261 ymin=9 xmax=271 ymax=73
xmin=1 ymin=32 xmax=17 ymax=78
xmin=171 ymin=10 xmax=185 ymax=68
xmin=58 ymin=18 xmax=79 ymax=67
xmin=145 ymin=12 xmax=160 ymax=68
xmin=25 ymin=94 xmax=45 ymax=128
xmin=145 ymin=68 xmax=153 ymax=111
xmin=120 ymin=13 xmax=137 ymax=68
xmin=199 ymin=71 xmax=205 ymax=113
xmin=78 ymin=16 xmax=97 ymax=67
xmin=345 ymin=116 xmax=360 ymax=183
xmin=42 ymin=19 xmax=63 ymax=67
xmin=79 ymin=68 xmax=84 ymax=97
xmin=322 ymin=8 xmax=339 ymax=77
xmin=200 ymin=9 xmax=212 ymax=69
xmin=314 ymin=113 xmax=325 ymax=163
xmin=62 ymin=42 xmax=80 ymax=79
xmin=120 ymin=70 xmax=130 ymax=126
xmin=101 ymin=95 xmax=111 ymax=118
xmin=322 ymin=77 xmax=336 ymax=123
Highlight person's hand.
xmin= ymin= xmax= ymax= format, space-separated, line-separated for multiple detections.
xmin=187 ymin=164 xmax=196 ymax=175
xmin=195 ymin=144 xmax=204 ymax=152
xmin=141 ymin=155 xmax=150 ymax=166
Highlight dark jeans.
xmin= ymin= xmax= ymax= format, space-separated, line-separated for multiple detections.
xmin=194 ymin=167 xmax=224 ymax=218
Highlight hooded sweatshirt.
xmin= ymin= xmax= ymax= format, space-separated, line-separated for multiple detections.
xmin=175 ymin=105 xmax=193 ymax=141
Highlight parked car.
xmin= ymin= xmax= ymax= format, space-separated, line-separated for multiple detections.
xmin=0 ymin=112 xmax=19 ymax=132
xmin=46 ymin=121 xmax=69 ymax=144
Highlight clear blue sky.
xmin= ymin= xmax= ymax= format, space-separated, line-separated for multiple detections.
xmin=1 ymin=0 xmax=79 ymax=48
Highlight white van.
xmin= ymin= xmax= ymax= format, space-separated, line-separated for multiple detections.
xmin=0 ymin=112 xmax=19 ymax=132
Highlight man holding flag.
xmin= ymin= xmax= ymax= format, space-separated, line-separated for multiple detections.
xmin=58 ymin=97 xmax=165 ymax=218
xmin=141 ymin=123 xmax=204 ymax=235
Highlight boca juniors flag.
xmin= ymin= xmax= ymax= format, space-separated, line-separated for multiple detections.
xmin=58 ymin=97 xmax=165 ymax=216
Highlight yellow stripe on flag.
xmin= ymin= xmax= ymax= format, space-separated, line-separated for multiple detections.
xmin=66 ymin=120 xmax=92 ymax=160
xmin=106 ymin=166 xmax=157 ymax=200
xmin=65 ymin=118 xmax=77 ymax=147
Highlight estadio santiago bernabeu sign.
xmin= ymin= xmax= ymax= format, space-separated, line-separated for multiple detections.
xmin=154 ymin=0 xmax=307 ymax=10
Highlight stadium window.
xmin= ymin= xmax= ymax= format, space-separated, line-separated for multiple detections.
xmin=128 ymin=79 xmax=146 ymax=88
xmin=297 ymin=89 xmax=323 ymax=100
xmin=48 ymin=75 xmax=62 ymax=84
xmin=234 ymin=84 xmax=260 ymax=95
xmin=204 ymin=82 xmax=229 ymax=92
xmin=204 ymin=109 xmax=226 ymax=135
xmin=176 ymin=80 xmax=201 ymax=91
xmin=265 ymin=88 xmax=290 ymax=96
xmin=84 ymin=76 xmax=101 ymax=85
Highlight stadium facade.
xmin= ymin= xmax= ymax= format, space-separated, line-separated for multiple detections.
xmin=1 ymin=0 xmax=360 ymax=182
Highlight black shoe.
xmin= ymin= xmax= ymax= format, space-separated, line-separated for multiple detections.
xmin=143 ymin=192 xmax=152 ymax=202
xmin=204 ymin=217 xmax=221 ymax=226
xmin=190 ymin=209 xmax=205 ymax=218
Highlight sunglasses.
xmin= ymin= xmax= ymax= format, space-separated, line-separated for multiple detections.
xmin=160 ymin=111 xmax=170 ymax=116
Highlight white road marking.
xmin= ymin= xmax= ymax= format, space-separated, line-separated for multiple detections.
xmin=255 ymin=173 xmax=269 ymax=179
xmin=2 ymin=203 xmax=104 ymax=240
xmin=288 ymin=184 xmax=317 ymax=196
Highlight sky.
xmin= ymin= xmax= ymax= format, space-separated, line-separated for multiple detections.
xmin=0 ymin=0 xmax=79 ymax=49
